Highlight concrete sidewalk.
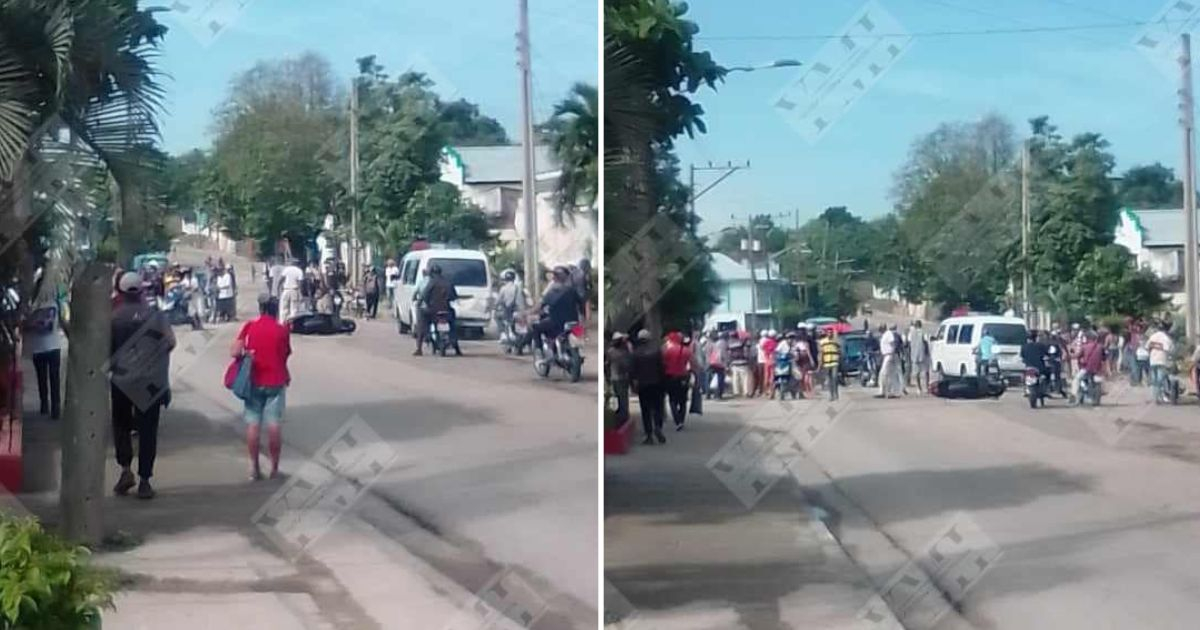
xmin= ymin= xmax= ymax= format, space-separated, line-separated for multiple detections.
xmin=604 ymin=396 xmax=902 ymax=630
xmin=12 ymin=334 xmax=533 ymax=630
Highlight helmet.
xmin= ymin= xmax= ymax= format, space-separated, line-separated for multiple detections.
xmin=428 ymin=263 xmax=442 ymax=275
xmin=578 ymin=258 xmax=591 ymax=272
xmin=501 ymin=269 xmax=517 ymax=282
xmin=552 ymin=265 xmax=570 ymax=280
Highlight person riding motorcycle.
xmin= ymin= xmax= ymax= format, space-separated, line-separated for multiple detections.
xmin=525 ymin=266 xmax=585 ymax=355
xmin=414 ymin=263 xmax=461 ymax=357
xmin=495 ymin=269 xmax=527 ymax=345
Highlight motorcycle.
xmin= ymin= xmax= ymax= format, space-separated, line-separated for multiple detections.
xmin=1156 ymin=365 xmax=1183 ymax=405
xmin=534 ymin=320 xmax=584 ymax=382
xmin=1024 ymin=368 xmax=1046 ymax=409
xmin=497 ymin=310 xmax=528 ymax=355
xmin=1078 ymin=371 xmax=1103 ymax=407
xmin=160 ymin=285 xmax=194 ymax=327
xmin=772 ymin=353 xmax=797 ymax=400
xmin=427 ymin=311 xmax=455 ymax=357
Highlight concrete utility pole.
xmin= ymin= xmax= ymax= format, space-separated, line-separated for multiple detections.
xmin=1021 ymin=139 xmax=1031 ymax=326
xmin=518 ymin=0 xmax=541 ymax=298
xmin=689 ymin=161 xmax=749 ymax=234
xmin=349 ymin=76 xmax=360 ymax=287
xmin=1182 ymin=34 xmax=1198 ymax=342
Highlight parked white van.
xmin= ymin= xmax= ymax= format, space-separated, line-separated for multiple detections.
xmin=394 ymin=248 xmax=492 ymax=338
xmin=930 ymin=315 xmax=1028 ymax=380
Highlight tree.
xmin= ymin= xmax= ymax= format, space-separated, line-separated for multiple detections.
xmin=544 ymin=83 xmax=598 ymax=225
xmin=1070 ymin=244 xmax=1166 ymax=318
xmin=0 ymin=0 xmax=167 ymax=544
xmin=1117 ymin=163 xmax=1183 ymax=209
xmin=605 ymin=0 xmax=724 ymax=335
xmin=890 ymin=114 xmax=1019 ymax=311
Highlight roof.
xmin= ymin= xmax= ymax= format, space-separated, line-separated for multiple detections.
xmin=1124 ymin=208 xmax=1194 ymax=247
xmin=710 ymin=252 xmax=753 ymax=281
xmin=449 ymin=145 xmax=559 ymax=184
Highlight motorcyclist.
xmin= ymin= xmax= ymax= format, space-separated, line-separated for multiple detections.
xmin=1073 ymin=331 xmax=1105 ymax=404
xmin=1043 ymin=328 xmax=1066 ymax=396
xmin=414 ymin=263 xmax=461 ymax=357
xmin=1020 ymin=329 xmax=1048 ymax=377
xmin=495 ymin=269 xmax=526 ymax=345
xmin=525 ymin=266 xmax=585 ymax=355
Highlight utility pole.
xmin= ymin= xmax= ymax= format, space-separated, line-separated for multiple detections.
xmin=689 ymin=161 xmax=749 ymax=233
xmin=1182 ymin=33 xmax=1198 ymax=342
xmin=518 ymin=0 xmax=541 ymax=298
xmin=1021 ymin=139 xmax=1031 ymax=326
xmin=349 ymin=75 xmax=360 ymax=287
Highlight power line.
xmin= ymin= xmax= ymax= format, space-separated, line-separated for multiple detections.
xmin=697 ymin=18 xmax=1193 ymax=41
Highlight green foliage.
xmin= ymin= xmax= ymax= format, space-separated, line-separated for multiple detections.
xmin=0 ymin=516 xmax=116 ymax=629
xmin=1069 ymin=245 xmax=1166 ymax=319
xmin=1117 ymin=163 xmax=1182 ymax=209
xmin=544 ymin=83 xmax=598 ymax=225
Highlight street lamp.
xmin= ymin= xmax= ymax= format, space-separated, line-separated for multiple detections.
xmin=724 ymin=59 xmax=803 ymax=74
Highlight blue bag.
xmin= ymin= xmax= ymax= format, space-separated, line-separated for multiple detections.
xmin=231 ymin=355 xmax=254 ymax=401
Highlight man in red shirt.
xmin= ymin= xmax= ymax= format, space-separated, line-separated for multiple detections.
xmin=661 ymin=331 xmax=693 ymax=431
xmin=232 ymin=294 xmax=292 ymax=480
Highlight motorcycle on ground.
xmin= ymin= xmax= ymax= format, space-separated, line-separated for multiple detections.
xmin=533 ymin=319 xmax=584 ymax=383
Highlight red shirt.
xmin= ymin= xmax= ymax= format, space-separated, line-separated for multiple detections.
xmin=662 ymin=335 xmax=692 ymax=378
xmin=238 ymin=316 xmax=292 ymax=387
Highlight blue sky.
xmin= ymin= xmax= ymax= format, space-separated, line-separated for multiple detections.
xmin=678 ymin=0 xmax=1193 ymax=234
xmin=150 ymin=0 xmax=597 ymax=153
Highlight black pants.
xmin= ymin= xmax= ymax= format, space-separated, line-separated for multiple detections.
xmin=526 ymin=319 xmax=564 ymax=352
xmin=112 ymin=386 xmax=162 ymax=480
xmin=365 ymin=292 xmax=379 ymax=318
xmin=612 ymin=380 xmax=630 ymax=424
xmin=637 ymin=383 xmax=665 ymax=437
xmin=32 ymin=349 xmax=61 ymax=417
xmin=707 ymin=368 xmax=726 ymax=399
xmin=666 ymin=377 xmax=689 ymax=426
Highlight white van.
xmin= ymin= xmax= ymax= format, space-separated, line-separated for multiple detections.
xmin=395 ymin=249 xmax=492 ymax=338
xmin=930 ymin=315 xmax=1028 ymax=380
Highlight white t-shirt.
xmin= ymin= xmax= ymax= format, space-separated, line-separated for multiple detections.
xmin=26 ymin=304 xmax=62 ymax=355
xmin=280 ymin=265 xmax=304 ymax=291
xmin=880 ymin=330 xmax=899 ymax=356
xmin=215 ymin=273 xmax=235 ymax=299
xmin=385 ymin=265 xmax=400 ymax=289
xmin=1148 ymin=331 xmax=1174 ymax=366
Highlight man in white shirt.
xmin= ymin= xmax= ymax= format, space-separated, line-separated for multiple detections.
xmin=277 ymin=260 xmax=305 ymax=324
xmin=877 ymin=323 xmax=902 ymax=398
xmin=1148 ymin=323 xmax=1175 ymax=401
xmin=384 ymin=259 xmax=400 ymax=314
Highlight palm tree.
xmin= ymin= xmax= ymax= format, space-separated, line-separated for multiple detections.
xmin=546 ymin=82 xmax=597 ymax=226
xmin=0 ymin=0 xmax=167 ymax=544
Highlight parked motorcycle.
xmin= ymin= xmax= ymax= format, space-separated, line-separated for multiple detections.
xmin=534 ymin=320 xmax=584 ymax=382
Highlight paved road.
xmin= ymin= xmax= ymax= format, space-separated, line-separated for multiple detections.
xmin=175 ymin=310 xmax=598 ymax=628
xmin=789 ymin=383 xmax=1200 ymax=629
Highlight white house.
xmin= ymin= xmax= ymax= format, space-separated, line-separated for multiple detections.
xmin=1113 ymin=207 xmax=1191 ymax=308
xmin=440 ymin=145 xmax=596 ymax=267
xmin=704 ymin=252 xmax=792 ymax=331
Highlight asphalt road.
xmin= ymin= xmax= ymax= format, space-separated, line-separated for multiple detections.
xmin=793 ymin=383 xmax=1200 ymax=630
xmin=177 ymin=311 xmax=599 ymax=628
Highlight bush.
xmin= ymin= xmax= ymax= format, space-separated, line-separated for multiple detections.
xmin=0 ymin=516 xmax=115 ymax=629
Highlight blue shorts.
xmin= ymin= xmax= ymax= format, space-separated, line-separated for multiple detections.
xmin=243 ymin=386 xmax=286 ymax=426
